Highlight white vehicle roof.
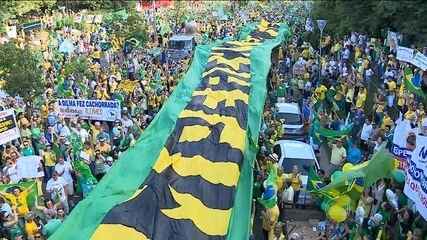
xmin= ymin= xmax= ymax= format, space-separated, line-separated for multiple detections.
xmin=275 ymin=102 xmax=300 ymax=115
xmin=275 ymin=140 xmax=315 ymax=160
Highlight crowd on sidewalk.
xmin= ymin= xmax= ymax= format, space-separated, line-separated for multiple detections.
xmin=254 ymin=25 xmax=427 ymax=240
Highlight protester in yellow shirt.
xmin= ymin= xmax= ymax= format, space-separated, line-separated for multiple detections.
xmin=25 ymin=213 xmax=41 ymax=239
xmin=0 ymin=186 xmax=31 ymax=217
xmin=43 ymin=144 xmax=57 ymax=180
xmin=356 ymin=87 xmax=367 ymax=108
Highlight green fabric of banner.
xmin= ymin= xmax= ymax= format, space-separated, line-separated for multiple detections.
xmin=52 ymin=21 xmax=290 ymax=240
xmin=226 ymin=23 xmax=291 ymax=240
xmin=50 ymin=44 xmax=212 ymax=240
xmin=320 ymin=146 xmax=393 ymax=192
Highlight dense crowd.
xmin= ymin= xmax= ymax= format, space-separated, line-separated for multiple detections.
xmin=0 ymin=4 xmax=256 ymax=239
xmin=0 ymin=1 xmax=426 ymax=240
xmin=254 ymin=20 xmax=427 ymax=240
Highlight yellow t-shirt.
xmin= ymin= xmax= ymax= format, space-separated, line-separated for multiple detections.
xmin=2 ymin=191 xmax=29 ymax=217
xmin=381 ymin=116 xmax=393 ymax=129
xmin=356 ymin=89 xmax=367 ymax=108
xmin=43 ymin=151 xmax=57 ymax=167
xmin=262 ymin=204 xmax=280 ymax=233
xmin=387 ymin=81 xmax=396 ymax=91
xmin=25 ymin=220 xmax=39 ymax=237
xmin=291 ymin=174 xmax=301 ymax=191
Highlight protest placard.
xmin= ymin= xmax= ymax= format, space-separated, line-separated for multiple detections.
xmin=56 ymin=99 xmax=121 ymax=122
xmin=0 ymin=109 xmax=20 ymax=145
xmin=17 ymin=155 xmax=44 ymax=179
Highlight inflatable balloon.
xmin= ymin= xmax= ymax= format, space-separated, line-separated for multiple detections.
xmin=320 ymin=199 xmax=333 ymax=212
xmin=342 ymin=163 xmax=354 ymax=172
xmin=331 ymin=171 xmax=343 ymax=182
xmin=327 ymin=204 xmax=347 ymax=223
xmin=336 ymin=194 xmax=351 ymax=207
xmin=391 ymin=169 xmax=405 ymax=183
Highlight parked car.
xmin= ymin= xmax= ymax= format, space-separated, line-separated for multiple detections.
xmin=275 ymin=102 xmax=305 ymax=141
xmin=273 ymin=140 xmax=320 ymax=206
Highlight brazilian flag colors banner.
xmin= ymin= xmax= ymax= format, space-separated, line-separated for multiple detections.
xmin=51 ymin=21 xmax=290 ymax=240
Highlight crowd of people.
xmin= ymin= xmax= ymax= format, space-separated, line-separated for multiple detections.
xmin=0 ymin=2 xmax=258 ymax=239
xmin=0 ymin=1 xmax=426 ymax=240
xmin=254 ymin=15 xmax=427 ymax=240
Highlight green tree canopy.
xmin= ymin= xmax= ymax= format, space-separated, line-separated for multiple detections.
xmin=0 ymin=42 xmax=44 ymax=103
xmin=312 ymin=0 xmax=427 ymax=47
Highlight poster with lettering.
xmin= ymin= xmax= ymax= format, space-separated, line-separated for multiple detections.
xmin=0 ymin=109 xmax=20 ymax=145
xmin=404 ymin=135 xmax=427 ymax=219
xmin=56 ymin=99 xmax=121 ymax=122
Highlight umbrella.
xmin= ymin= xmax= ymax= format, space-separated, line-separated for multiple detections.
xmin=59 ymin=39 xmax=75 ymax=54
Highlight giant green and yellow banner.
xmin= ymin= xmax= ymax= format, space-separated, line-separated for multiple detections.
xmin=51 ymin=21 xmax=290 ymax=240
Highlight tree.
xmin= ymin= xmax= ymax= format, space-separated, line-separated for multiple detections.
xmin=311 ymin=0 xmax=427 ymax=47
xmin=0 ymin=42 xmax=44 ymax=103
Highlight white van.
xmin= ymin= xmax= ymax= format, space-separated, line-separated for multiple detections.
xmin=273 ymin=140 xmax=319 ymax=206
xmin=274 ymin=102 xmax=305 ymax=141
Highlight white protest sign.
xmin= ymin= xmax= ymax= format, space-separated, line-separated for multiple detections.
xmin=0 ymin=109 xmax=20 ymax=145
xmin=17 ymin=155 xmax=44 ymax=179
xmin=56 ymin=99 xmax=121 ymax=122
xmin=412 ymin=52 xmax=427 ymax=71
xmin=397 ymin=46 xmax=415 ymax=63
xmin=6 ymin=26 xmax=17 ymax=39
xmin=404 ymin=135 xmax=427 ymax=220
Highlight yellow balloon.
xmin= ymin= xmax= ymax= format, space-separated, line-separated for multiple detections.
xmin=342 ymin=163 xmax=354 ymax=172
xmin=327 ymin=204 xmax=347 ymax=223
xmin=336 ymin=195 xmax=351 ymax=207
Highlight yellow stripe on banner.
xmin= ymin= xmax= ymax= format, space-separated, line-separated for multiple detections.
xmin=227 ymin=75 xmax=250 ymax=87
xmin=193 ymin=88 xmax=249 ymax=108
xmin=161 ymin=186 xmax=231 ymax=236
xmin=265 ymin=29 xmax=278 ymax=37
xmin=153 ymin=148 xmax=173 ymax=173
xmin=207 ymin=75 xmax=249 ymax=87
xmin=171 ymin=153 xmax=240 ymax=187
xmin=179 ymin=110 xmax=246 ymax=151
xmin=202 ymin=67 xmax=251 ymax=79
xmin=92 ymin=224 xmax=149 ymax=240
xmin=225 ymin=41 xmax=260 ymax=47
xmin=179 ymin=125 xmax=211 ymax=142
xmin=210 ymin=49 xmax=250 ymax=58
xmin=153 ymin=148 xmax=239 ymax=186
xmin=207 ymin=55 xmax=250 ymax=72
xmin=208 ymin=76 xmax=221 ymax=85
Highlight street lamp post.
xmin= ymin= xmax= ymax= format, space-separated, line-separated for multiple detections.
xmin=316 ymin=19 xmax=327 ymax=83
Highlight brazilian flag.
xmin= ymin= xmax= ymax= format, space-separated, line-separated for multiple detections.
xmin=51 ymin=21 xmax=290 ymax=240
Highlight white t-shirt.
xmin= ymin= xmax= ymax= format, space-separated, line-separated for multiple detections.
xmin=360 ymin=123 xmax=373 ymax=141
xmin=46 ymin=177 xmax=67 ymax=202
xmin=54 ymin=162 xmax=73 ymax=185
xmin=4 ymin=164 xmax=21 ymax=184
